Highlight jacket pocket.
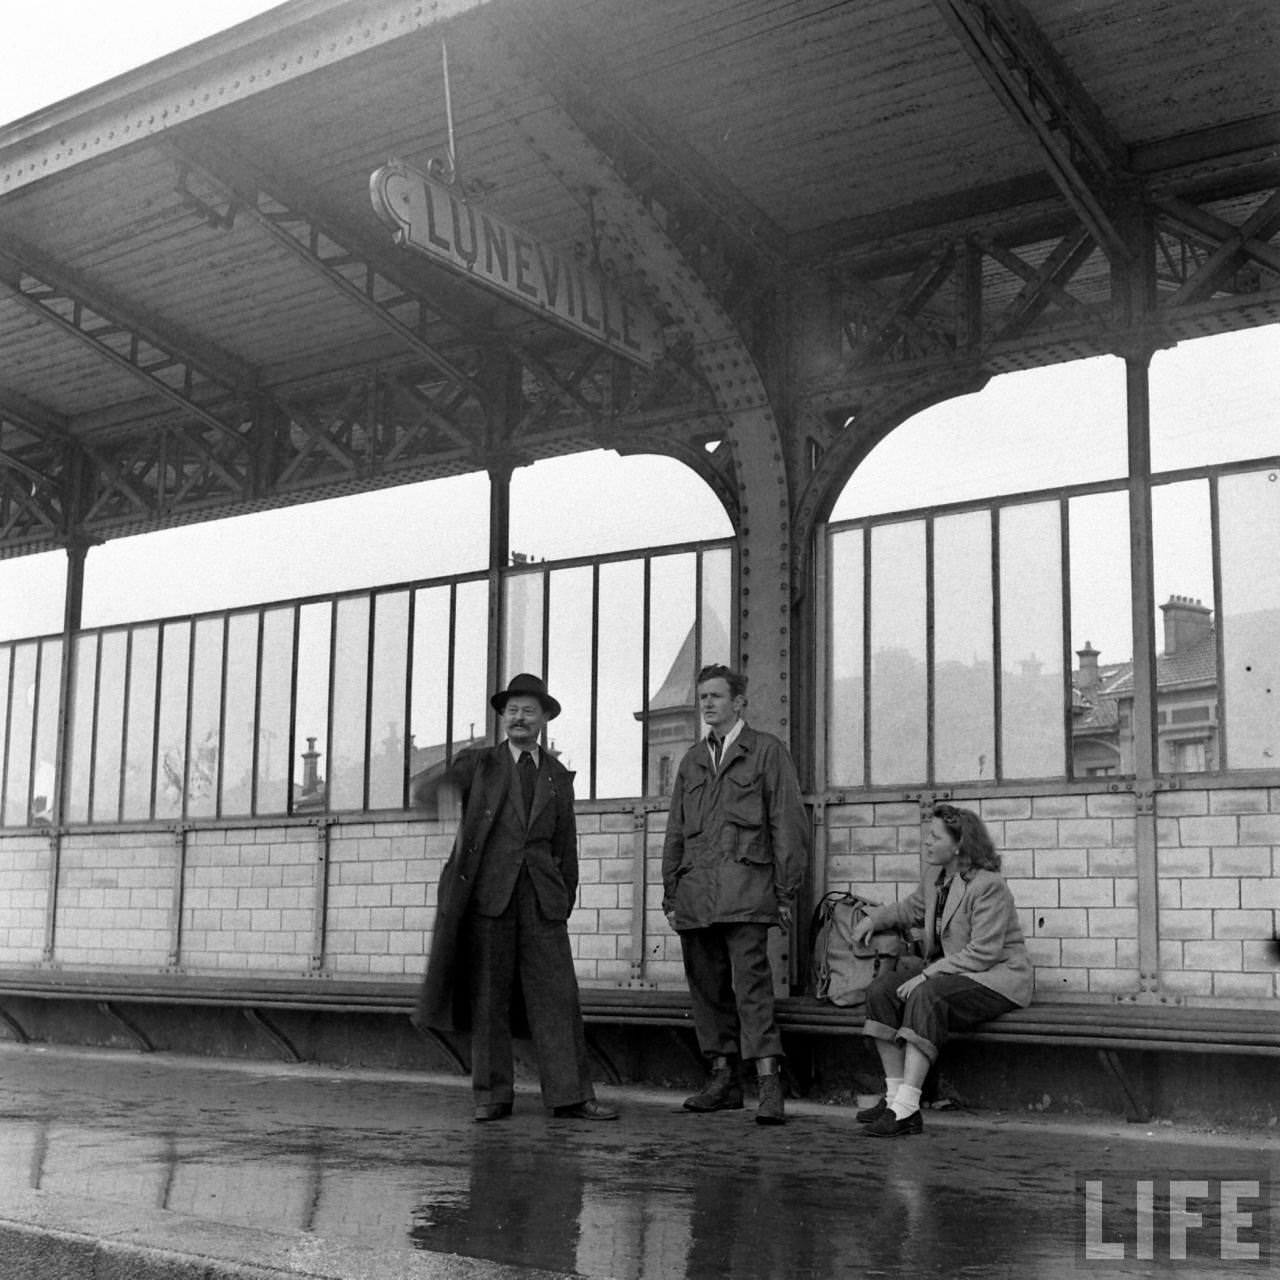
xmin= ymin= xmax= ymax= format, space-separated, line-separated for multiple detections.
xmin=723 ymin=775 xmax=763 ymax=828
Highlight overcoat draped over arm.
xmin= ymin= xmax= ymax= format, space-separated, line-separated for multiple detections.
xmin=414 ymin=745 xmax=579 ymax=1032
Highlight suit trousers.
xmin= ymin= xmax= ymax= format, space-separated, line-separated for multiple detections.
xmin=466 ymin=867 xmax=595 ymax=1109
xmin=679 ymin=922 xmax=783 ymax=1062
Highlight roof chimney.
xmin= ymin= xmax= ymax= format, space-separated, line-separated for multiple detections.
xmin=301 ymin=737 xmax=322 ymax=795
xmin=1160 ymin=596 xmax=1212 ymax=655
xmin=1076 ymin=641 xmax=1100 ymax=692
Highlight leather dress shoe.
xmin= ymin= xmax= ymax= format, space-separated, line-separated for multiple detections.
xmin=551 ymin=1100 xmax=619 ymax=1121
xmin=862 ymin=1108 xmax=923 ymax=1137
xmin=473 ymin=1102 xmax=512 ymax=1123
xmin=855 ymin=1098 xmax=889 ymax=1124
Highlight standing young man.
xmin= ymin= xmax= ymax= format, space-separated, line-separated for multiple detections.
xmin=662 ymin=664 xmax=809 ymax=1124
xmin=416 ymin=673 xmax=617 ymax=1123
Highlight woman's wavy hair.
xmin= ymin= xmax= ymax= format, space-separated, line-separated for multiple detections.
xmin=932 ymin=803 xmax=1000 ymax=873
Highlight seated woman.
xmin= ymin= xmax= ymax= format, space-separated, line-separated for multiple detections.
xmin=851 ymin=802 xmax=1032 ymax=1137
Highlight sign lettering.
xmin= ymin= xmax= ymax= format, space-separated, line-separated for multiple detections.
xmin=370 ymin=161 xmax=663 ymax=368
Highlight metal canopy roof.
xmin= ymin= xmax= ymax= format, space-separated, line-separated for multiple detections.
xmin=0 ymin=0 xmax=1277 ymax=556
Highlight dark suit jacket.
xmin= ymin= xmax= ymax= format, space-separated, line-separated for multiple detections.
xmin=415 ymin=743 xmax=578 ymax=1032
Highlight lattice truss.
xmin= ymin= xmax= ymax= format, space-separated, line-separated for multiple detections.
xmin=831 ymin=187 xmax=1280 ymax=381
xmin=0 ymin=140 xmax=717 ymax=552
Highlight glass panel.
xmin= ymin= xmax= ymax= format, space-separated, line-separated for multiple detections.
xmin=1069 ymin=490 xmax=1132 ymax=779
xmin=596 ymin=560 xmax=644 ymax=798
xmin=329 ymin=595 xmax=370 ymax=811
xmin=155 ymin=621 xmax=192 ymax=820
xmin=1151 ymin=327 xmax=1280 ymax=472
xmin=999 ymin=502 xmax=1064 ymax=778
xmin=293 ymin=602 xmax=331 ymax=811
xmin=122 ymin=627 xmax=159 ymax=821
xmin=409 ymin=586 xmax=453 ymax=811
xmin=4 ymin=643 xmax=39 ymax=826
xmin=256 ymin=607 xmax=294 ymax=815
xmin=1151 ymin=480 xmax=1216 ymax=773
xmin=64 ymin=636 xmax=97 ymax=825
xmin=368 ymin=591 xmax=410 ymax=810
xmin=0 ymin=551 xmax=67 ymax=642
xmin=933 ymin=512 xmax=994 ymax=782
xmin=30 ymin=638 xmax=61 ymax=826
xmin=1217 ymin=469 xmax=1279 ymax=769
xmin=185 ymin=618 xmax=224 ymax=818
xmin=699 ymin=547 xmax=734 ymax=669
xmin=220 ymin=613 xmax=259 ymax=816
xmin=502 ymin=570 xmax=544 ymax=683
xmin=91 ymin=631 xmax=128 ymax=822
xmin=451 ymin=579 xmax=489 ymax=748
xmin=870 ymin=522 xmax=926 ymax=785
xmin=831 ymin=355 xmax=1127 ymax=519
xmin=827 ymin=528 xmax=864 ymax=787
xmin=546 ymin=567 xmax=592 ymax=786
xmin=647 ymin=553 xmax=696 ymax=797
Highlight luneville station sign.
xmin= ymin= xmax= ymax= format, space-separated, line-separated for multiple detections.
xmin=370 ymin=161 xmax=664 ymax=368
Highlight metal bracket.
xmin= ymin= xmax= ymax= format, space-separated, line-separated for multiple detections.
xmin=1111 ymin=777 xmax=1178 ymax=815
xmin=0 ymin=1005 xmax=30 ymax=1044
xmin=96 ymin=1001 xmax=154 ymax=1053
xmin=411 ymin=1021 xmax=469 ymax=1074
xmin=243 ymin=1007 xmax=301 ymax=1062
xmin=1096 ymin=1047 xmax=1153 ymax=1123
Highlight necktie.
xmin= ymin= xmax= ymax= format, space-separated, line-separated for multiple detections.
xmin=518 ymin=750 xmax=537 ymax=814
xmin=708 ymin=734 xmax=722 ymax=772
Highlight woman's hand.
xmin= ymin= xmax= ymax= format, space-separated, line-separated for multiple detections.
xmin=850 ymin=915 xmax=877 ymax=945
xmin=896 ymin=972 xmax=928 ymax=999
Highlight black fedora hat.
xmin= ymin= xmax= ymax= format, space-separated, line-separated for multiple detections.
xmin=491 ymin=672 xmax=561 ymax=720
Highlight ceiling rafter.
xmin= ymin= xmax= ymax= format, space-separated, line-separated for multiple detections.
xmin=0 ymin=240 xmax=255 ymax=451
xmin=932 ymin=0 xmax=1137 ymax=264
xmin=171 ymin=142 xmax=492 ymax=427
xmin=1153 ymin=190 xmax=1280 ymax=306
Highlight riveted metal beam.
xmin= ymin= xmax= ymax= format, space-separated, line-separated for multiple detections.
xmin=0 ymin=243 xmax=254 ymax=451
xmin=171 ymin=144 xmax=491 ymax=425
xmin=933 ymin=0 xmax=1136 ymax=264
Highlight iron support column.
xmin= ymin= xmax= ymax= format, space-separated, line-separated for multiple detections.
xmin=1125 ymin=350 xmax=1161 ymax=995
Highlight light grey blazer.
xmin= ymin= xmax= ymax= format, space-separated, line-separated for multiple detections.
xmin=868 ymin=867 xmax=1033 ymax=1007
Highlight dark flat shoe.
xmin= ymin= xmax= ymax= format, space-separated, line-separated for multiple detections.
xmin=862 ymin=1109 xmax=923 ymax=1137
xmin=551 ymin=1100 xmax=619 ymax=1120
xmin=474 ymin=1102 xmax=513 ymax=1122
xmin=856 ymin=1098 xmax=889 ymax=1123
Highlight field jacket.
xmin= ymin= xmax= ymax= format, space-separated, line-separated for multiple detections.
xmin=661 ymin=724 xmax=808 ymax=931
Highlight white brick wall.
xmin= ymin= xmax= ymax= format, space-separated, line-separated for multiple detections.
xmin=0 ymin=837 xmax=49 ymax=962
xmin=57 ymin=834 xmax=173 ymax=966
xmin=0 ymin=780 xmax=1272 ymax=1005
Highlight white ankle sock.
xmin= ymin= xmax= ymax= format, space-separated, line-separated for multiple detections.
xmin=882 ymin=1076 xmax=904 ymax=1106
xmin=891 ymin=1083 xmax=922 ymax=1119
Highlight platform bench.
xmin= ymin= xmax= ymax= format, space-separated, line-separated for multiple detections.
xmin=0 ymin=969 xmax=1276 ymax=1121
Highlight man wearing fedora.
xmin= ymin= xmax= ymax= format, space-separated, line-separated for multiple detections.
xmin=416 ymin=673 xmax=616 ymax=1122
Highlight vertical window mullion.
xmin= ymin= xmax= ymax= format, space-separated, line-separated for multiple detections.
xmin=402 ymin=589 xmax=416 ymax=810
xmin=1209 ymin=474 xmax=1227 ymax=771
xmin=118 ymin=630 xmax=134 ymax=823
xmin=363 ymin=593 xmax=377 ymax=813
xmin=589 ymin=563 xmax=600 ymax=801
xmin=861 ymin=527 xmax=872 ymax=789
xmin=991 ymin=507 xmax=1003 ymax=783
xmin=925 ymin=518 xmax=936 ymax=786
xmin=1059 ymin=497 xmax=1074 ymax=780
xmin=445 ymin=584 xmax=457 ymax=770
xmin=641 ymin=558 xmax=652 ymax=797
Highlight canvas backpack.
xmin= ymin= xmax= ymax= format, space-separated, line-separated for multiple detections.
xmin=809 ymin=891 xmax=910 ymax=1007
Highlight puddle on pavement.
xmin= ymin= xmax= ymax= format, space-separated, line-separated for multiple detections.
xmin=0 ymin=1059 xmax=1275 ymax=1279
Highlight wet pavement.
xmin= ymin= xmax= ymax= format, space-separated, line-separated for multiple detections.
xmin=0 ymin=1042 xmax=1276 ymax=1279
